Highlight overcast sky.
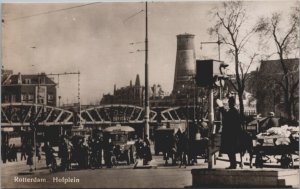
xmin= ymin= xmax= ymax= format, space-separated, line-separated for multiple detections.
xmin=2 ymin=0 xmax=297 ymax=105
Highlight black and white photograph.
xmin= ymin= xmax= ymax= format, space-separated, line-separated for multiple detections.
xmin=1 ymin=0 xmax=299 ymax=188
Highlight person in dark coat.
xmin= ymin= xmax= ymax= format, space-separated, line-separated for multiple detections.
xmin=36 ymin=143 xmax=41 ymax=162
xmin=217 ymin=97 xmax=242 ymax=169
xmin=59 ymin=138 xmax=70 ymax=171
xmin=77 ymin=139 xmax=88 ymax=169
xmin=1 ymin=143 xmax=8 ymax=163
xmin=11 ymin=144 xmax=17 ymax=162
xmin=143 ymin=135 xmax=152 ymax=163
xmin=134 ymin=138 xmax=144 ymax=159
xmin=104 ymin=138 xmax=114 ymax=168
xmin=177 ymin=131 xmax=189 ymax=167
xmin=26 ymin=144 xmax=34 ymax=172
xmin=43 ymin=142 xmax=52 ymax=167
xmin=21 ymin=143 xmax=27 ymax=161
xmin=7 ymin=144 xmax=13 ymax=162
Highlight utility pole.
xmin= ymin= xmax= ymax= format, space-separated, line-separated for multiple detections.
xmin=47 ymin=71 xmax=81 ymax=131
xmin=127 ymin=2 xmax=149 ymax=138
xmin=144 ymin=1 xmax=150 ymax=139
xmin=200 ymin=36 xmax=223 ymax=169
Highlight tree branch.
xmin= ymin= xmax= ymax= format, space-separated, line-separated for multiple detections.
xmin=281 ymin=20 xmax=297 ymax=48
xmin=243 ymin=53 xmax=258 ymax=83
xmin=291 ymin=79 xmax=299 ymax=94
xmin=228 ymin=78 xmax=238 ymax=92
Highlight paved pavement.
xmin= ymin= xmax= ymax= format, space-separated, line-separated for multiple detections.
xmin=1 ymin=151 xmax=299 ymax=188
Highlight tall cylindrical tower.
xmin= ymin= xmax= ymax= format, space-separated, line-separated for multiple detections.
xmin=172 ymin=33 xmax=196 ymax=95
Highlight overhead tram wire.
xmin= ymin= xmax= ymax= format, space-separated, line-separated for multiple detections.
xmin=4 ymin=2 xmax=100 ymax=22
xmin=123 ymin=9 xmax=144 ymax=23
xmin=129 ymin=41 xmax=145 ymax=45
xmin=126 ymin=9 xmax=145 ymax=54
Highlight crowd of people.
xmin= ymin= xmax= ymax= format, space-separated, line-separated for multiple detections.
xmin=1 ymin=132 xmax=154 ymax=172
xmin=1 ymin=143 xmax=18 ymax=163
xmin=3 ymin=95 xmax=296 ymax=172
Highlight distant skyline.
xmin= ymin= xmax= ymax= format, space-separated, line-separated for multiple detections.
xmin=2 ymin=1 xmax=297 ymax=104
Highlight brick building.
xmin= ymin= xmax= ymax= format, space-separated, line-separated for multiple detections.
xmin=254 ymin=58 xmax=299 ymax=118
xmin=2 ymin=72 xmax=57 ymax=106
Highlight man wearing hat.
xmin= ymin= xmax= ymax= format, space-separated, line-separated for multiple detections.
xmin=216 ymin=96 xmax=242 ymax=169
xmin=261 ymin=112 xmax=279 ymax=132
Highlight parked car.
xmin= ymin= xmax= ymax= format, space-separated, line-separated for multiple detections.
xmin=103 ymin=125 xmax=136 ymax=165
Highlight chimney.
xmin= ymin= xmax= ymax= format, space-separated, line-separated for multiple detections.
xmin=17 ymin=72 xmax=22 ymax=84
xmin=172 ymin=33 xmax=196 ymax=95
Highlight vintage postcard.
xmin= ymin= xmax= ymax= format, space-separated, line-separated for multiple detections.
xmin=1 ymin=1 xmax=299 ymax=188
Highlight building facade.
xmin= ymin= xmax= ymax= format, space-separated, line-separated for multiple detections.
xmin=100 ymin=74 xmax=166 ymax=107
xmin=255 ymin=58 xmax=299 ymax=119
xmin=2 ymin=72 xmax=57 ymax=106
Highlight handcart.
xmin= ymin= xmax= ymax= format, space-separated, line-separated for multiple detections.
xmin=253 ymin=126 xmax=299 ymax=168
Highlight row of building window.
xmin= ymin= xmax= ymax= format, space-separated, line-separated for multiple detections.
xmin=21 ymin=94 xmax=34 ymax=102
xmin=2 ymin=94 xmax=54 ymax=104
xmin=22 ymin=77 xmax=46 ymax=85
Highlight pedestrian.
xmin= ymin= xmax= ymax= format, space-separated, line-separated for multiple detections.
xmin=177 ymin=131 xmax=189 ymax=168
xmin=59 ymin=137 xmax=70 ymax=171
xmin=261 ymin=112 xmax=279 ymax=132
xmin=104 ymin=138 xmax=114 ymax=168
xmin=7 ymin=144 xmax=13 ymax=162
xmin=134 ymin=137 xmax=144 ymax=159
xmin=43 ymin=142 xmax=52 ymax=168
xmin=143 ymin=135 xmax=152 ymax=165
xmin=36 ymin=143 xmax=41 ymax=162
xmin=1 ymin=143 xmax=8 ymax=164
xmin=11 ymin=144 xmax=17 ymax=162
xmin=26 ymin=143 xmax=34 ymax=172
xmin=88 ymin=137 xmax=98 ymax=169
xmin=216 ymin=97 xmax=242 ymax=169
xmin=21 ymin=143 xmax=27 ymax=161
xmin=97 ymin=133 xmax=104 ymax=168
xmin=48 ymin=144 xmax=57 ymax=172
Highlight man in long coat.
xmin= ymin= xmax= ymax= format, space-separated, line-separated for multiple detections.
xmin=59 ymin=138 xmax=70 ymax=171
xmin=217 ymin=97 xmax=242 ymax=169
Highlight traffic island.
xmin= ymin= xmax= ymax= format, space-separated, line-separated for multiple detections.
xmin=191 ymin=168 xmax=299 ymax=188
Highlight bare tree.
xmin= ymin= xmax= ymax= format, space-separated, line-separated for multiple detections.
xmin=209 ymin=1 xmax=260 ymax=120
xmin=257 ymin=6 xmax=299 ymax=120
